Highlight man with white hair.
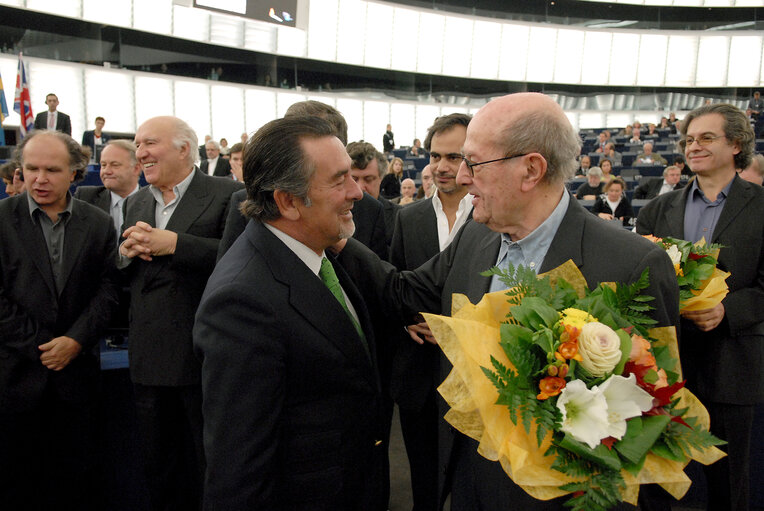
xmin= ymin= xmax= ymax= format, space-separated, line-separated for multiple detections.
xmin=739 ymin=153 xmax=764 ymax=185
xmin=120 ymin=116 xmax=242 ymax=510
xmin=200 ymin=138 xmax=232 ymax=177
xmin=636 ymin=142 xmax=668 ymax=165
xmin=337 ymin=93 xmax=678 ymax=509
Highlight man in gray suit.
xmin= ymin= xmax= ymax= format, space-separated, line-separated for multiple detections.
xmin=337 ymin=93 xmax=679 ymax=510
xmin=119 ymin=116 xmax=241 ymax=510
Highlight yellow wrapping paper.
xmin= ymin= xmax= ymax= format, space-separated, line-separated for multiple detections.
xmin=681 ymin=267 xmax=731 ymax=312
xmin=423 ymin=261 xmax=726 ymax=504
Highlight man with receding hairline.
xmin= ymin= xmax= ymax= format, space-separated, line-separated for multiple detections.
xmin=337 ymin=93 xmax=678 ymax=510
xmin=120 ymin=115 xmax=241 ymax=510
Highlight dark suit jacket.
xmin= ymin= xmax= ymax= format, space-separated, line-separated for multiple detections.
xmin=633 ymin=177 xmax=684 ymax=200
xmin=378 ymin=195 xmax=400 ymax=252
xmin=194 ymin=220 xmax=383 ymax=510
xmin=388 ymin=197 xmax=447 ymax=409
xmin=591 ymin=195 xmax=635 ymax=225
xmin=33 ymin=111 xmax=72 ymax=135
xmin=80 ymin=130 xmax=111 ymax=156
xmin=339 ymin=195 xmax=679 ymax=507
xmin=199 ymin=157 xmax=232 ymax=178
xmin=122 ymin=170 xmax=242 ymax=386
xmin=217 ymin=190 xmax=388 ymax=261
xmin=74 ymin=185 xmax=110 ymax=214
xmin=0 ymin=195 xmax=118 ymax=412
xmin=636 ymin=175 xmax=764 ymax=404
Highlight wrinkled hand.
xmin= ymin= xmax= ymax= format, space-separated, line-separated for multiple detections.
xmin=407 ymin=321 xmax=437 ymax=345
xmin=121 ymin=221 xmax=178 ymax=261
xmin=39 ymin=336 xmax=82 ymax=371
xmin=681 ymin=302 xmax=725 ymax=332
xmin=597 ymin=213 xmax=614 ymax=220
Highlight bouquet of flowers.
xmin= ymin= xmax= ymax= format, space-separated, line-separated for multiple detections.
xmin=423 ymin=261 xmax=725 ymax=511
xmin=642 ymin=235 xmax=729 ymax=311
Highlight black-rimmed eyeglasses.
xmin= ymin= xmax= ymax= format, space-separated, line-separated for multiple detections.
xmin=461 ymin=153 xmax=530 ymax=177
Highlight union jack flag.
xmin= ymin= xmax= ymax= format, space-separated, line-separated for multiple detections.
xmin=14 ymin=53 xmax=34 ymax=137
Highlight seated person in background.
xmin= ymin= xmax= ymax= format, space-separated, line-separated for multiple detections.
xmin=380 ymin=156 xmax=404 ymax=199
xmin=409 ymin=138 xmax=423 ymax=157
xmin=575 ymin=166 xmax=604 ymax=200
xmin=415 ymin=164 xmax=435 ymax=200
xmin=219 ymin=138 xmax=230 ymax=157
xmin=630 ymin=128 xmax=644 ymax=144
xmin=633 ymin=165 xmax=684 ymax=200
xmin=81 ymin=116 xmax=110 ymax=163
xmin=739 ymin=153 xmax=764 ymax=186
xmin=674 ymin=155 xmax=692 ymax=180
xmin=577 ymin=154 xmax=591 ymax=176
xmin=636 ymin=142 xmax=667 ymax=165
xmin=394 ymin=178 xmax=417 ymax=205
xmin=591 ymin=177 xmax=634 ymax=226
xmin=618 ymin=124 xmax=633 ymax=137
xmin=1 ymin=161 xmax=23 ymax=197
xmin=603 ymin=142 xmax=622 ymax=166
xmin=645 ymin=123 xmax=658 ymax=138
xmin=228 ymin=143 xmax=244 ymax=182
xmin=595 ymin=131 xmax=608 ymax=153
xmin=600 ymin=157 xmax=615 ymax=183
xmin=659 ymin=117 xmax=670 ymax=129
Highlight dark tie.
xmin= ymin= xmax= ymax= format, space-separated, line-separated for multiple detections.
xmin=319 ymin=257 xmax=367 ymax=345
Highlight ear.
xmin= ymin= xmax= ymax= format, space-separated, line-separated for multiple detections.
xmin=520 ymin=153 xmax=548 ymax=192
xmin=273 ymin=189 xmax=303 ymax=221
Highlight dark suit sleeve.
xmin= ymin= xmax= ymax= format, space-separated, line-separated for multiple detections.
xmin=634 ymin=182 xmax=649 ymax=200
xmin=367 ymin=202 xmax=388 ymax=262
xmin=64 ymin=218 xmax=119 ymax=349
xmin=591 ymin=198 xmax=606 ymax=215
xmin=33 ymin=113 xmax=44 ymax=130
xmin=61 ymin=114 xmax=71 ymax=136
xmin=217 ymin=191 xmax=247 ymax=261
xmin=194 ymin=282 xmax=286 ymax=509
xmin=0 ymin=282 xmax=41 ymax=354
xmin=634 ymin=198 xmax=659 ymax=235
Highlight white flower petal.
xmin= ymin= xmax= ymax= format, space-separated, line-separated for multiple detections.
xmin=599 ymin=374 xmax=655 ymax=440
xmin=557 ymin=380 xmax=610 ymax=449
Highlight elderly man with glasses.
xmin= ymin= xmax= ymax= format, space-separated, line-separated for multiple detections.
xmin=336 ymin=92 xmax=679 ymax=511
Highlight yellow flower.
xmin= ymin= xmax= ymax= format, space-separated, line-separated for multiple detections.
xmin=674 ymin=263 xmax=684 ymax=277
xmin=560 ymin=308 xmax=597 ymax=331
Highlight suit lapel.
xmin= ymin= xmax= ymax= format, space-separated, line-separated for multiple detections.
xmin=12 ymin=197 xmax=57 ymax=299
xmin=663 ymin=187 xmax=688 ymax=239
xmin=540 ymin=197 xmax=585 ymax=274
xmin=416 ymin=201 xmax=440 ymax=262
xmin=469 ymin=227 xmax=500 ymax=300
xmin=165 ymin=170 xmax=212 ymax=234
xmin=712 ymin=176 xmax=751 ymax=243
xmin=97 ymin=188 xmax=111 ymax=214
xmin=59 ymin=202 xmax=90 ymax=296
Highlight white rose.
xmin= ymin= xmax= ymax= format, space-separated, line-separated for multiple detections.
xmin=577 ymin=322 xmax=622 ymax=377
xmin=665 ymin=244 xmax=682 ymax=265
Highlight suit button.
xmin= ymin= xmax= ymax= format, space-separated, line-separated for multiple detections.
xmin=374 ymin=439 xmax=383 ymax=447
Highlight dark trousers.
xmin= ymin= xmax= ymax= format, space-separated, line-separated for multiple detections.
xmin=399 ymin=391 xmax=439 ymax=511
xmin=0 ymin=389 xmax=98 ymax=511
xmin=133 ymin=383 xmax=205 ymax=511
xmin=702 ymin=401 xmax=754 ymax=511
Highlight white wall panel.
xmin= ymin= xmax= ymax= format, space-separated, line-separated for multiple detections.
xmin=133 ymin=0 xmax=172 ymax=35
xmin=471 ymin=21 xmax=501 ymax=79
xmin=211 ymin=85 xmax=245 ymax=142
xmin=336 ymin=98 xmax=364 ymax=143
xmin=276 ymin=91 xmax=307 ymax=118
xmin=636 ymin=34 xmax=668 ymax=86
xmin=498 ymin=24 xmax=529 ymax=82
xmin=416 ymin=12 xmax=445 ymax=75
xmin=554 ymin=29 xmax=585 ymax=84
xmin=84 ymin=69 xmax=135 ymax=134
xmin=174 ymin=81 xmax=211 ymax=140
xmin=390 ymin=7 xmax=419 ymax=73
xmin=364 ymin=3 xmax=393 ymax=69
xmin=82 ymin=0 xmax=131 ymax=27
xmin=581 ymin=31 xmax=612 ymax=86
xmin=564 ymin=112 xmax=579 ymax=133
xmin=363 ymin=101 xmax=389 ymax=145
xmin=276 ymin=25 xmax=307 ymax=57
xmin=728 ymin=36 xmax=762 ymax=86
xmin=0 ymin=55 xmax=20 ymax=127
xmin=527 ymin=27 xmax=557 ymax=83
xmin=172 ymin=5 xmax=210 ymax=42
xmin=442 ymin=17 xmax=473 ymax=78
xmin=244 ymin=88 xmax=277 ymax=135
xmin=609 ymin=33 xmax=640 ymax=86
xmin=415 ymin=105 xmax=441 ymax=147
xmin=26 ymin=0 xmax=81 ymax=18
xmin=336 ymin=0 xmax=367 ymax=66
xmin=209 ymin=14 xmax=244 ymax=47
xmin=665 ymin=35 xmax=698 ymax=87
xmin=307 ymin=0 xmax=338 ymax=61
xmin=134 ymin=76 xmax=174 ymax=123
xmin=696 ymin=36 xmax=729 ymax=87
xmin=390 ymin=103 xmax=416 ymax=150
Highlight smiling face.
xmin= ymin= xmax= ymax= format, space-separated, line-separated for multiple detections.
xmin=684 ymin=113 xmax=739 ymax=178
xmin=22 ymin=134 xmax=74 ymax=216
xmin=134 ymin=117 xmax=192 ymax=190
xmin=430 ymin=125 xmax=467 ymax=196
xmin=297 ymin=136 xmax=363 ymax=252
xmin=100 ymin=144 xmax=141 ymax=198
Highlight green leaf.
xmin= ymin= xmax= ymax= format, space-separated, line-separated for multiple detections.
xmin=613 ymin=329 xmax=632 ymax=376
xmin=510 ymin=297 xmax=560 ymax=330
xmin=559 ymin=434 xmax=622 ymax=472
xmin=615 ymin=415 xmax=671 ymax=464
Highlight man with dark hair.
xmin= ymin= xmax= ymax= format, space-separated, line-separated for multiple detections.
xmin=637 ymin=103 xmax=764 ymax=511
xmin=633 ymin=165 xmax=684 ymax=200
xmin=383 ymin=123 xmax=395 ymax=153
xmin=81 ymin=116 xmax=110 ymax=162
xmin=120 ymin=116 xmax=241 ymax=510
xmin=228 ymin=142 xmax=244 ymax=182
xmin=217 ymin=102 xmax=387 ymax=260
xmin=391 ymin=112 xmax=473 ymax=510
xmin=75 ymin=139 xmax=142 ymax=232
xmin=33 ymin=93 xmax=72 ymax=135
xmin=194 ymin=116 xmax=384 ymax=510
xmin=0 ymin=130 xmax=118 ymax=509
xmin=337 ymin=93 xmax=678 ymax=510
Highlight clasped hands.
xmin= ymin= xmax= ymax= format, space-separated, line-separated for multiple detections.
xmin=120 ymin=221 xmax=178 ymax=261
xmin=39 ymin=336 xmax=81 ymax=371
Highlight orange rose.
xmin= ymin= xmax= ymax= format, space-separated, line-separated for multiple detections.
xmin=629 ymin=335 xmax=656 ymax=367
xmin=537 ymin=376 xmax=566 ymax=400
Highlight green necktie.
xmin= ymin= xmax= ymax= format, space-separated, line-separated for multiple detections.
xmin=319 ymin=257 xmax=367 ymax=346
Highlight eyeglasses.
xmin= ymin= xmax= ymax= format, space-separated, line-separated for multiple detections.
xmin=682 ymin=134 xmax=725 ymax=147
xmin=461 ymin=152 xmax=530 ymax=177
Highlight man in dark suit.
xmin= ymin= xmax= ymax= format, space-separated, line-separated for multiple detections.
xmin=637 ymin=103 xmax=764 ymax=511
xmin=633 ymin=165 xmax=684 ymax=200
xmin=33 ymin=93 xmax=72 ymax=135
xmin=194 ymin=115 xmax=384 ymax=510
xmin=389 ymin=112 xmax=473 ymax=511
xmin=199 ymin=139 xmax=232 ymax=177
xmin=119 ymin=116 xmax=241 ymax=510
xmin=347 ymin=141 xmax=400 ymax=254
xmin=81 ymin=116 xmax=110 ymax=163
xmin=74 ymin=139 xmax=142 ymax=232
xmin=337 ymin=93 xmax=679 ymax=511
xmin=0 ymin=130 xmax=118 ymax=509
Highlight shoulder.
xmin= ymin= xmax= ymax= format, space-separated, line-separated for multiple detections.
xmin=397 ymin=197 xmax=431 ymax=219
xmin=71 ymin=198 xmax=114 ymax=227
xmin=74 ymin=185 xmax=106 ymax=199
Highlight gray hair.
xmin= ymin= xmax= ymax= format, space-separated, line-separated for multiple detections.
xmin=501 ymin=110 xmax=581 ymax=183
xmin=170 ymin=118 xmax=199 ymax=166
xmin=587 ymin=166 xmax=603 ymax=178
xmin=679 ymin=103 xmax=754 ymax=170
xmin=104 ymin=139 xmax=138 ymax=166
xmin=15 ymin=130 xmax=89 ymax=182
xmin=205 ymin=139 xmax=221 ymax=151
xmin=241 ymin=116 xmax=335 ymax=221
